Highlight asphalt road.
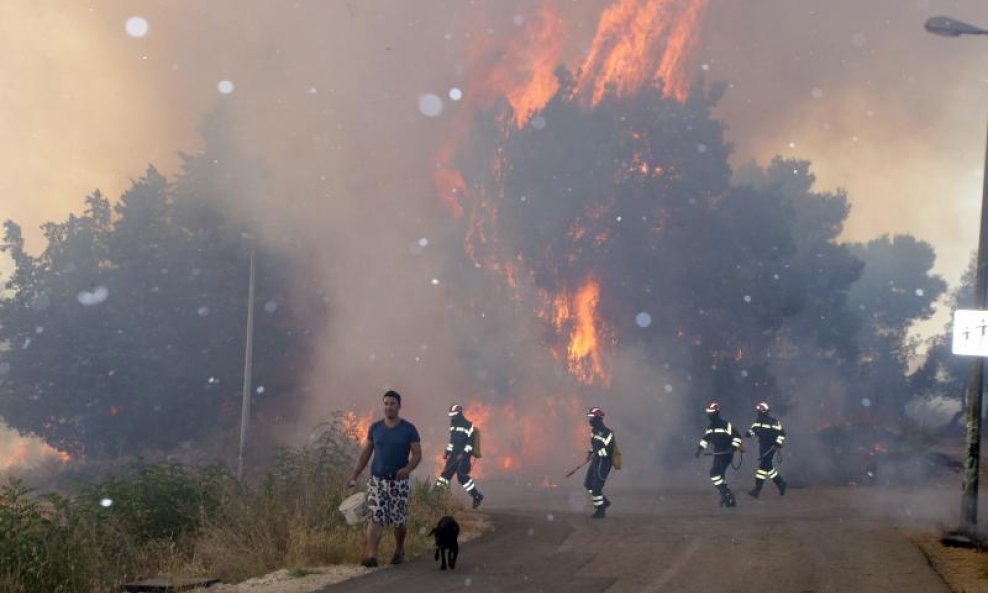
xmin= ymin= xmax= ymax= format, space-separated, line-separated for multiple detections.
xmin=316 ymin=483 xmax=954 ymax=593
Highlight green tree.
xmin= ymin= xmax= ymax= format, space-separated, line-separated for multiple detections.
xmin=0 ymin=117 xmax=326 ymax=457
xmin=845 ymin=235 xmax=947 ymax=424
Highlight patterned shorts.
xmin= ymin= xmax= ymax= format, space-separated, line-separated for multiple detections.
xmin=366 ymin=476 xmax=410 ymax=526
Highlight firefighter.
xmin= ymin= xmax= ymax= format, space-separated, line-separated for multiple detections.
xmin=584 ymin=407 xmax=615 ymax=518
xmin=435 ymin=403 xmax=484 ymax=509
xmin=694 ymin=401 xmax=743 ymax=508
xmin=745 ymin=401 xmax=787 ymax=498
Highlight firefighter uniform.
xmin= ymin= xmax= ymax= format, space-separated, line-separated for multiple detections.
xmin=695 ymin=402 xmax=743 ymax=508
xmin=746 ymin=402 xmax=787 ymax=498
xmin=436 ymin=404 xmax=484 ymax=508
xmin=584 ymin=407 xmax=615 ymax=518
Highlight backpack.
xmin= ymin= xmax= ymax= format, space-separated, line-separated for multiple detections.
xmin=612 ymin=438 xmax=622 ymax=470
xmin=472 ymin=427 xmax=482 ymax=459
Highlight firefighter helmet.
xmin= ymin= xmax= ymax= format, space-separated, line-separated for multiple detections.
xmin=586 ymin=407 xmax=605 ymax=418
xmin=705 ymin=401 xmax=720 ymax=414
xmin=448 ymin=403 xmax=464 ymax=417
xmin=755 ymin=401 xmax=770 ymax=413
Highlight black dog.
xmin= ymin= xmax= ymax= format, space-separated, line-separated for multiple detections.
xmin=429 ymin=515 xmax=460 ymax=570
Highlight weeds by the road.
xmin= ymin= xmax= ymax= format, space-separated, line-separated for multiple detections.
xmin=910 ymin=532 xmax=988 ymax=593
xmin=0 ymin=413 xmax=462 ymax=593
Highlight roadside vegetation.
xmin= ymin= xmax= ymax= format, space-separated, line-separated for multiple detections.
xmin=0 ymin=415 xmax=461 ymax=593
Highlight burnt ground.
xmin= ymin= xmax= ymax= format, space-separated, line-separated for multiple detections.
xmin=315 ymin=479 xmax=964 ymax=593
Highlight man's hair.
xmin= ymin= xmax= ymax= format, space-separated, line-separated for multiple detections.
xmin=383 ymin=390 xmax=402 ymax=406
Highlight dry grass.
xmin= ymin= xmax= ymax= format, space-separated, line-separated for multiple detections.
xmin=186 ymin=508 xmax=493 ymax=593
xmin=909 ymin=531 xmax=988 ymax=593
xmin=0 ymin=415 xmax=467 ymax=593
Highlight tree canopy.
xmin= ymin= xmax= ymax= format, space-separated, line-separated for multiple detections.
xmin=0 ymin=117 xmax=327 ymax=457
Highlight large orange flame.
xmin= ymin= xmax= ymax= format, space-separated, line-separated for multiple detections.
xmin=0 ymin=437 xmax=71 ymax=472
xmin=575 ymin=0 xmax=709 ymax=105
xmin=568 ymin=279 xmax=610 ymax=386
xmin=497 ymin=5 xmax=566 ymax=127
xmin=654 ymin=0 xmax=709 ymax=102
xmin=424 ymin=1 xmax=708 ymax=475
xmin=546 ymin=278 xmax=612 ymax=386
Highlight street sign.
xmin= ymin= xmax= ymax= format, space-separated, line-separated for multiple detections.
xmin=953 ymin=309 xmax=988 ymax=356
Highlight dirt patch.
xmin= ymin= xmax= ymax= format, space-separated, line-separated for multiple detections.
xmin=188 ymin=511 xmax=492 ymax=593
xmin=910 ymin=532 xmax=988 ymax=593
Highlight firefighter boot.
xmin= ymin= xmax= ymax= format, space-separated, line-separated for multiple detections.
xmin=717 ymin=484 xmax=730 ymax=508
xmin=471 ymin=490 xmax=484 ymax=509
xmin=602 ymin=496 xmax=612 ymax=510
xmin=748 ymin=480 xmax=763 ymax=499
xmin=591 ymin=505 xmax=606 ymax=519
xmin=724 ymin=488 xmax=737 ymax=508
xmin=773 ymin=476 xmax=787 ymax=496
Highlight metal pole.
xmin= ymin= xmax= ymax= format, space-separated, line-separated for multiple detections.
xmin=237 ymin=249 xmax=256 ymax=481
xmin=960 ymin=120 xmax=988 ymax=533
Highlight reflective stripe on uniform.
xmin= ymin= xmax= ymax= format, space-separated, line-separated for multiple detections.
xmin=750 ymin=422 xmax=783 ymax=431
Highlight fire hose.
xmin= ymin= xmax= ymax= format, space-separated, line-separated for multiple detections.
xmin=758 ymin=446 xmax=784 ymax=465
xmin=564 ymin=459 xmax=590 ymax=478
xmin=703 ymin=450 xmax=744 ymax=471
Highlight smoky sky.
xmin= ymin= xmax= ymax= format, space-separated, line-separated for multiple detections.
xmin=2 ymin=0 xmax=988 ymax=477
xmin=4 ymin=0 xmax=987 ymax=280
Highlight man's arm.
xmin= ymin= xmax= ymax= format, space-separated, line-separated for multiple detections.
xmin=396 ymin=442 xmax=422 ymax=480
xmin=348 ymin=438 xmax=374 ymax=486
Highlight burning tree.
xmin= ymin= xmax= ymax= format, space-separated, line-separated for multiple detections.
xmin=440 ymin=63 xmax=945 ymax=458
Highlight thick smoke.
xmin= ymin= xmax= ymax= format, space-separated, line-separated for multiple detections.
xmin=0 ymin=0 xmax=983 ymax=492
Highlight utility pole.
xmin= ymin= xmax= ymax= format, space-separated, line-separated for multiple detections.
xmin=959 ymin=123 xmax=988 ymax=536
xmin=238 ymin=249 xmax=256 ymax=481
xmin=925 ymin=14 xmax=988 ymax=545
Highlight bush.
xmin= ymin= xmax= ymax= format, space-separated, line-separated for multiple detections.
xmin=76 ymin=460 xmax=227 ymax=543
xmin=0 ymin=413 xmax=466 ymax=591
xmin=0 ymin=478 xmax=161 ymax=593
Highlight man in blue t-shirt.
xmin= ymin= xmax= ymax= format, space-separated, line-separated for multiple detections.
xmin=348 ymin=390 xmax=422 ymax=567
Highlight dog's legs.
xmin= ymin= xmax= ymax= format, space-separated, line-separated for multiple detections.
xmin=440 ymin=547 xmax=448 ymax=570
xmin=449 ymin=542 xmax=458 ymax=570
